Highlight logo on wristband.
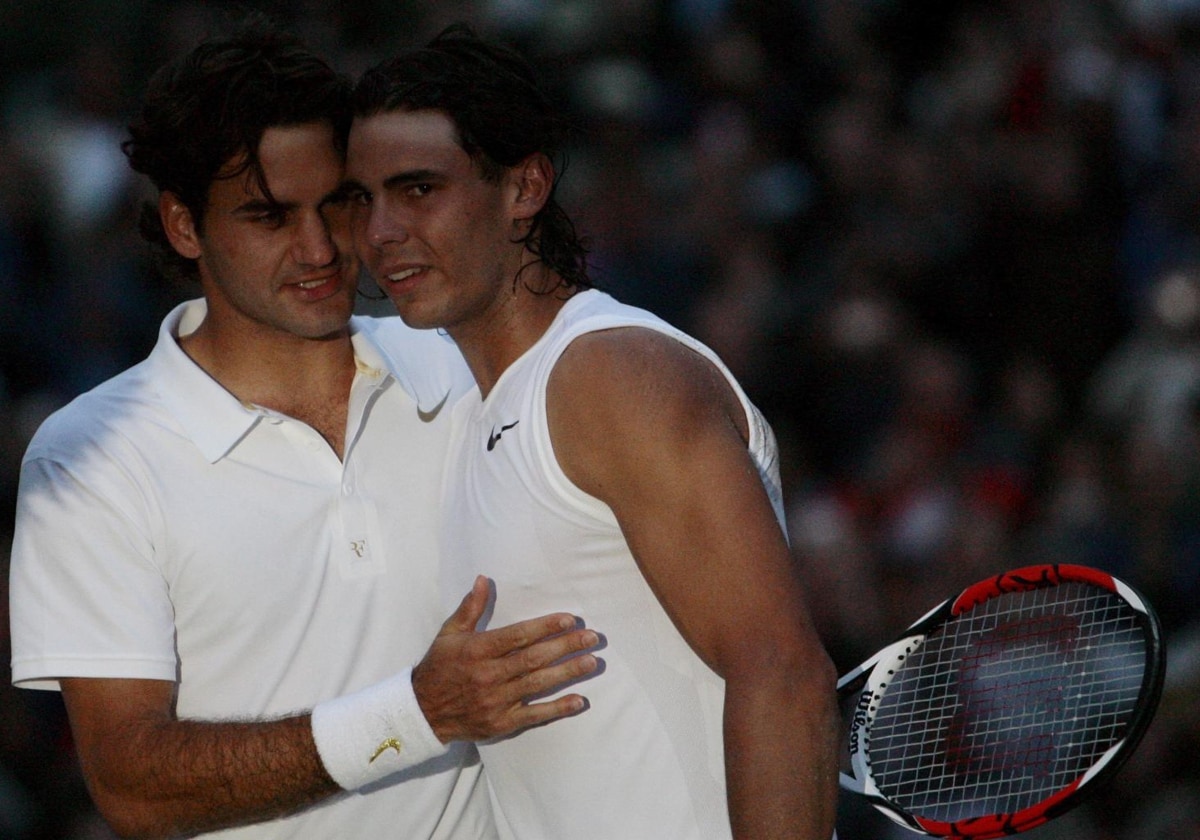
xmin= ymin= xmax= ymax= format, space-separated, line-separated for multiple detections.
xmin=369 ymin=738 xmax=403 ymax=763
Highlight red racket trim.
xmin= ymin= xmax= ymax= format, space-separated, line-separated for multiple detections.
xmin=950 ymin=564 xmax=1116 ymax=616
xmin=913 ymin=781 xmax=1079 ymax=839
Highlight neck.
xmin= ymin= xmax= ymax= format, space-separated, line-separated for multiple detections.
xmin=181 ymin=322 xmax=355 ymax=408
xmin=180 ymin=318 xmax=357 ymax=459
xmin=453 ymin=275 xmax=574 ymax=399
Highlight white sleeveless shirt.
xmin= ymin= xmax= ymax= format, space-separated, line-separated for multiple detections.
xmin=440 ymin=290 xmax=785 ymax=839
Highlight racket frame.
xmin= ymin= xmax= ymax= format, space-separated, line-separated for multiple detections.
xmin=836 ymin=564 xmax=1165 ymax=838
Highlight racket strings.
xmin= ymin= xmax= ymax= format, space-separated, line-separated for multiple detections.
xmin=865 ymin=583 xmax=1147 ymax=823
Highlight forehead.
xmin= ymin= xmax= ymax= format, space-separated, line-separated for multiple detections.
xmin=213 ymin=122 xmax=343 ymax=205
xmin=346 ymin=110 xmax=467 ymax=181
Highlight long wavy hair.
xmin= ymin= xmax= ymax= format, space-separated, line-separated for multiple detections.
xmin=352 ymin=23 xmax=590 ymax=294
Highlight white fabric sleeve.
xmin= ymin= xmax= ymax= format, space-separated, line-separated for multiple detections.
xmin=311 ymin=667 xmax=449 ymax=790
xmin=10 ymin=454 xmax=177 ymax=689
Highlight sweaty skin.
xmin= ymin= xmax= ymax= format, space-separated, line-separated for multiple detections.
xmin=346 ymin=107 xmax=840 ymax=840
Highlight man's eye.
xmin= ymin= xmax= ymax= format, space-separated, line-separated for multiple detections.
xmin=342 ymin=188 xmax=370 ymax=206
xmin=407 ymin=184 xmax=433 ymax=198
xmin=253 ymin=210 xmax=287 ymax=227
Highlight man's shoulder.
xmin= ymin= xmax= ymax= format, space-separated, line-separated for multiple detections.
xmin=546 ymin=292 xmax=756 ymax=431
xmin=552 ymin=290 xmax=681 ymax=344
xmin=551 ymin=327 xmax=716 ymax=406
xmin=545 ymin=291 xmax=702 ymax=372
xmin=26 ymin=298 xmax=203 ymax=462
xmin=24 ymin=360 xmax=168 ymax=465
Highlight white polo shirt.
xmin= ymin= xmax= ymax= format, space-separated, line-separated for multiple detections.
xmin=9 ymin=299 xmax=490 ymax=839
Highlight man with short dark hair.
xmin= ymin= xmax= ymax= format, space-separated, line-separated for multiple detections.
xmin=9 ymin=21 xmax=599 ymax=839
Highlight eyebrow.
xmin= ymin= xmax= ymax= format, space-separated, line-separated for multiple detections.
xmin=233 ymin=198 xmax=293 ymax=216
xmin=321 ymin=182 xmax=357 ymax=206
xmin=234 ymin=183 xmax=348 ymax=213
xmin=382 ymin=169 xmax=442 ymax=189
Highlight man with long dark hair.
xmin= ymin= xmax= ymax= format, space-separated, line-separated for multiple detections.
xmin=345 ymin=24 xmax=840 ymax=840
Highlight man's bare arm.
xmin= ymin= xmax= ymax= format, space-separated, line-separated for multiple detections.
xmin=61 ymin=577 xmax=599 ymax=839
xmin=62 ymin=678 xmax=332 ymax=839
xmin=549 ymin=328 xmax=841 ymax=840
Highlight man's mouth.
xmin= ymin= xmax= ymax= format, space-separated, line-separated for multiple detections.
xmin=288 ymin=270 xmax=346 ymax=298
xmin=387 ymin=267 xmax=424 ymax=282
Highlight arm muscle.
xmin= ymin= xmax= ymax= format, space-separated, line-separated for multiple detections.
xmin=548 ymin=328 xmax=840 ymax=840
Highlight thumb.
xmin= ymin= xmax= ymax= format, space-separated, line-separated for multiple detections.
xmin=440 ymin=575 xmax=492 ymax=635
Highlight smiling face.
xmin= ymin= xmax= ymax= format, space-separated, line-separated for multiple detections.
xmin=344 ymin=109 xmax=539 ymax=335
xmin=163 ymin=122 xmax=359 ymax=343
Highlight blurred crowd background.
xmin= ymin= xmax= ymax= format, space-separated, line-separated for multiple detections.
xmin=1 ymin=0 xmax=1199 ymax=837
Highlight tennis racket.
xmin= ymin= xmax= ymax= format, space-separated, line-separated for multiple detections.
xmin=837 ymin=563 xmax=1164 ymax=839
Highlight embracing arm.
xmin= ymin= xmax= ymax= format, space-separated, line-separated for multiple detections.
xmin=60 ymin=576 xmax=598 ymax=839
xmin=549 ymin=328 xmax=840 ymax=840
xmin=61 ymin=678 xmax=331 ymax=839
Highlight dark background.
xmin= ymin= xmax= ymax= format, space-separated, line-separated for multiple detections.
xmin=0 ymin=1 xmax=1197 ymax=837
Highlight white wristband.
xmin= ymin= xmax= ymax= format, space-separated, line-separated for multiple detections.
xmin=311 ymin=667 xmax=448 ymax=790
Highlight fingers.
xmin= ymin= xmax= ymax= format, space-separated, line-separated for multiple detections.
xmin=472 ymin=611 xmax=585 ymax=658
xmin=490 ymin=625 xmax=602 ymax=684
xmin=507 ymin=692 xmax=591 ymax=732
xmin=442 ymin=575 xmax=492 ymax=634
xmin=462 ymin=608 xmax=603 ymax=701
xmin=413 ymin=638 xmax=599 ymax=743
xmin=472 ymin=655 xmax=601 ymax=735
xmin=416 ymin=589 xmax=605 ymax=743
xmin=512 ymin=648 xmax=601 ymax=702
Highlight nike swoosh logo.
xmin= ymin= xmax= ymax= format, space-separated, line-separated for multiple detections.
xmin=487 ymin=420 xmax=520 ymax=451
xmin=417 ymin=391 xmax=451 ymax=423
xmin=369 ymin=738 xmax=403 ymax=764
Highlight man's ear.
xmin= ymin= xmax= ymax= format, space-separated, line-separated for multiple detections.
xmin=510 ymin=153 xmax=554 ymax=222
xmin=159 ymin=191 xmax=202 ymax=259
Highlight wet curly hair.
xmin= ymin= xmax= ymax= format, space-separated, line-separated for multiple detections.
xmin=352 ymin=23 xmax=589 ymax=294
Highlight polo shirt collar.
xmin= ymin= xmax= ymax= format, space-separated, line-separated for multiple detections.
xmin=150 ymin=299 xmax=264 ymax=463
xmin=347 ymin=317 xmax=393 ymax=386
xmin=149 ymin=299 xmax=395 ymax=464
